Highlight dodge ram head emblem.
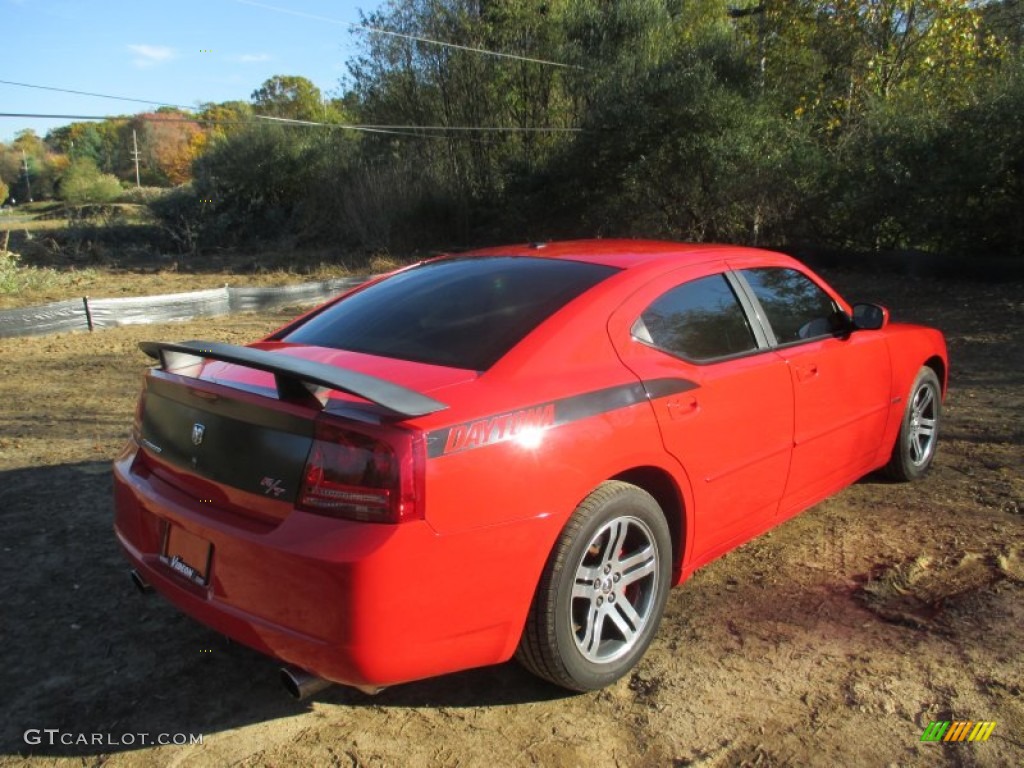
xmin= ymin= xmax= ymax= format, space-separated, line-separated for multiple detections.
xmin=191 ymin=423 xmax=206 ymax=446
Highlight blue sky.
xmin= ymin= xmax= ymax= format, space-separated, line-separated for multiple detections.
xmin=1 ymin=0 xmax=375 ymax=141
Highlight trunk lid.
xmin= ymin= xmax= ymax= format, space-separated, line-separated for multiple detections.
xmin=134 ymin=341 xmax=469 ymax=523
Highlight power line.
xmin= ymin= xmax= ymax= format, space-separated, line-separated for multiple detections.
xmin=252 ymin=115 xmax=579 ymax=132
xmin=0 ymin=79 xmax=192 ymax=111
xmin=357 ymin=124 xmax=579 ymax=132
xmin=0 ymin=112 xmax=432 ymax=138
xmin=234 ymin=0 xmax=583 ymax=70
xmin=0 ymin=113 xmax=580 ymax=138
xmin=248 ymin=114 xmax=482 ymax=139
xmin=0 ymin=84 xmax=579 ymax=131
xmin=0 ymin=112 xmax=579 ymax=132
xmin=0 ymin=79 xmax=581 ymax=132
xmin=249 ymin=115 xmax=494 ymax=140
xmin=0 ymin=113 xmax=119 ymax=120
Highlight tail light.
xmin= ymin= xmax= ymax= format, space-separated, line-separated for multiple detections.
xmin=298 ymin=419 xmax=425 ymax=523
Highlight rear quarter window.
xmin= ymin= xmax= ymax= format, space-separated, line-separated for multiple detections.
xmin=280 ymin=256 xmax=618 ymax=370
xmin=633 ymin=273 xmax=759 ymax=362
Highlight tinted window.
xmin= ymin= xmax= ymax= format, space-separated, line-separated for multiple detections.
xmin=742 ymin=267 xmax=843 ymax=345
xmin=634 ymin=274 xmax=758 ymax=361
xmin=281 ymin=256 xmax=618 ymax=370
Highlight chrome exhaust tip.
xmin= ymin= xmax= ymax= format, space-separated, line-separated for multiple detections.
xmin=280 ymin=665 xmax=333 ymax=700
xmin=130 ymin=569 xmax=153 ymax=594
xmin=353 ymin=683 xmax=387 ymax=696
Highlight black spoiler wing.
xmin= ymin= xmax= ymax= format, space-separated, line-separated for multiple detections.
xmin=139 ymin=340 xmax=448 ymax=419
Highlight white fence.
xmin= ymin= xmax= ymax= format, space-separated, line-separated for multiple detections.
xmin=0 ymin=276 xmax=368 ymax=339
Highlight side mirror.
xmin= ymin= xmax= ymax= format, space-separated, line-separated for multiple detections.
xmin=852 ymin=303 xmax=889 ymax=331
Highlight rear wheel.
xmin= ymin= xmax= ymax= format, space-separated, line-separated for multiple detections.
xmin=516 ymin=481 xmax=672 ymax=691
xmin=884 ymin=366 xmax=941 ymax=481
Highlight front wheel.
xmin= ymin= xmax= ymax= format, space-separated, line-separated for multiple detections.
xmin=884 ymin=366 xmax=942 ymax=481
xmin=516 ymin=481 xmax=672 ymax=691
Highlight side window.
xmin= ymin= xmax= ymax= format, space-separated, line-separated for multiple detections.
xmin=741 ymin=267 xmax=844 ymax=345
xmin=633 ymin=273 xmax=758 ymax=362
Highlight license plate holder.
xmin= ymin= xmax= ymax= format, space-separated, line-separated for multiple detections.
xmin=161 ymin=523 xmax=212 ymax=586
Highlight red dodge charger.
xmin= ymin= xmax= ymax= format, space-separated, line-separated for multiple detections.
xmin=113 ymin=240 xmax=947 ymax=696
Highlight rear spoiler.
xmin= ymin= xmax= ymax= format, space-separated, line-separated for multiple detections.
xmin=139 ymin=340 xmax=448 ymax=419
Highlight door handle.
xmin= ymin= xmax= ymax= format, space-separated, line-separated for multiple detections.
xmin=666 ymin=395 xmax=699 ymax=420
xmin=795 ymin=363 xmax=819 ymax=382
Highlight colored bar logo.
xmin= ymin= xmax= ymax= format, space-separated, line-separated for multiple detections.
xmin=921 ymin=721 xmax=996 ymax=742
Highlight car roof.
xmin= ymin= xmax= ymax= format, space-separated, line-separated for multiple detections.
xmin=454 ymin=239 xmax=779 ymax=270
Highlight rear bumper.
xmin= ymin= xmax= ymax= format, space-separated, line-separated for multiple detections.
xmin=113 ymin=445 xmax=558 ymax=688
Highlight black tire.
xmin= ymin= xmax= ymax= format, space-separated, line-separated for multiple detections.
xmin=884 ymin=366 xmax=942 ymax=481
xmin=516 ymin=481 xmax=672 ymax=691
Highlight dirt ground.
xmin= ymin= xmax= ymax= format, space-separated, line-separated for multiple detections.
xmin=0 ymin=268 xmax=1021 ymax=767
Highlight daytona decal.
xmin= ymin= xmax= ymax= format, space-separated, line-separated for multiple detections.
xmin=427 ymin=378 xmax=697 ymax=458
xmin=443 ymin=403 xmax=556 ymax=455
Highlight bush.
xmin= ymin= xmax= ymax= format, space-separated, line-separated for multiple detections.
xmin=116 ymin=186 xmax=169 ymax=205
xmin=0 ymin=246 xmax=98 ymax=295
xmin=816 ymin=61 xmax=1024 ymax=258
xmin=191 ymin=126 xmax=320 ymax=244
xmin=0 ymin=248 xmax=20 ymax=293
xmin=301 ymin=155 xmax=463 ymax=253
xmin=59 ymin=158 xmax=123 ymax=205
xmin=529 ymin=37 xmax=822 ymax=247
xmin=147 ymin=185 xmax=206 ymax=256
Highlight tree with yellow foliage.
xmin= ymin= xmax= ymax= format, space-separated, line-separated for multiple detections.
xmin=752 ymin=0 xmax=1005 ymax=134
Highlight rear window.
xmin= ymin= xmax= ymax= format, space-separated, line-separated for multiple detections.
xmin=280 ymin=256 xmax=619 ymax=370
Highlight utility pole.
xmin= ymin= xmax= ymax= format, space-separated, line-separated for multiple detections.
xmin=21 ymin=149 xmax=33 ymax=202
xmin=728 ymin=3 xmax=767 ymax=91
xmin=131 ymin=129 xmax=141 ymax=188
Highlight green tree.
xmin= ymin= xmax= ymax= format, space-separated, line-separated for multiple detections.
xmin=347 ymin=0 xmax=582 ymax=242
xmin=541 ymin=26 xmax=819 ymax=245
xmin=251 ymin=75 xmax=339 ymax=122
xmin=189 ymin=124 xmax=321 ymax=241
xmin=46 ymin=120 xmax=134 ymax=179
xmin=0 ymin=144 xmax=21 ymax=197
xmin=133 ymin=0 xmax=1024 ymax=263
xmin=3 ymin=129 xmax=63 ymax=200
xmin=197 ymin=100 xmax=254 ymax=139
xmin=830 ymin=57 xmax=1024 ymax=255
xmin=983 ymin=0 xmax=1024 ymax=50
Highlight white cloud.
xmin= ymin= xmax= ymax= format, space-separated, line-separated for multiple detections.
xmin=127 ymin=44 xmax=175 ymax=67
xmin=229 ymin=53 xmax=272 ymax=63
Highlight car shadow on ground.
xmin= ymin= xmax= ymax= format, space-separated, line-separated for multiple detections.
xmin=0 ymin=460 xmax=572 ymax=759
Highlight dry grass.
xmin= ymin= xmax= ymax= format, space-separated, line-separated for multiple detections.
xmin=0 ymin=268 xmax=356 ymax=309
xmin=0 ymin=246 xmax=99 ymax=299
xmin=0 ymin=204 xmax=415 ymax=310
xmin=0 ymin=250 xmax=370 ymax=309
